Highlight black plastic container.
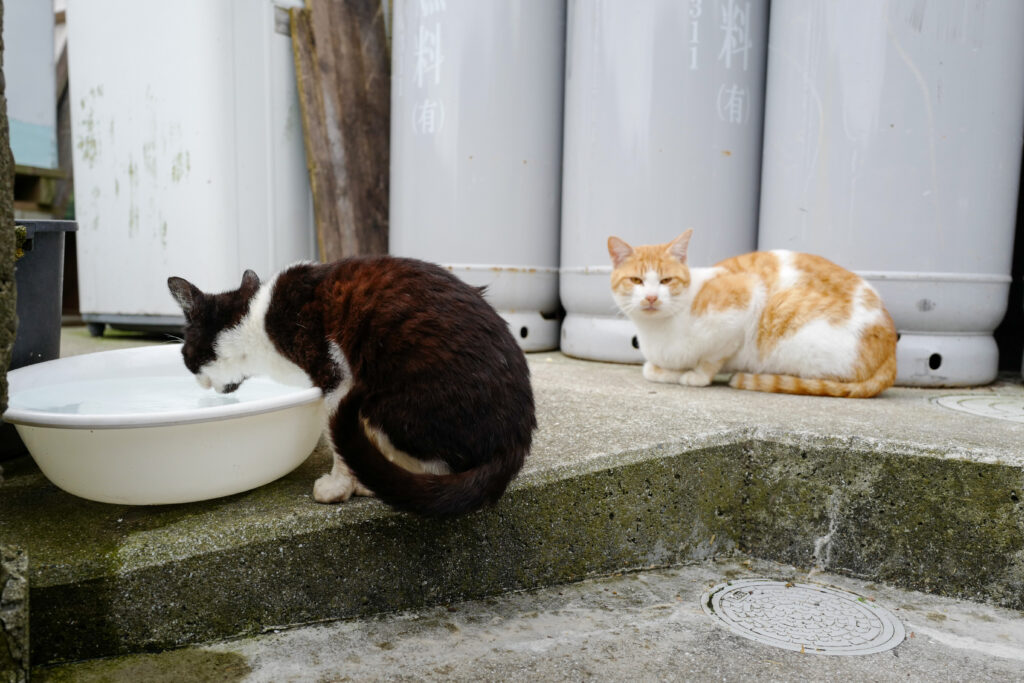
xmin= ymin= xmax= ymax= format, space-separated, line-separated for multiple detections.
xmin=11 ymin=220 xmax=78 ymax=369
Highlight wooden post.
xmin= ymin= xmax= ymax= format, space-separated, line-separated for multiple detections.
xmin=291 ymin=0 xmax=390 ymax=262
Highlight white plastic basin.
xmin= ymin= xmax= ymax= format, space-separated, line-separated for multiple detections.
xmin=4 ymin=344 xmax=324 ymax=505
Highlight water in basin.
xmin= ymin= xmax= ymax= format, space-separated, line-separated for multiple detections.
xmin=11 ymin=376 xmax=298 ymax=417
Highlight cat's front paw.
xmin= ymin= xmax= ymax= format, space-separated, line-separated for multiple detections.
xmin=643 ymin=361 xmax=682 ymax=384
xmin=678 ymin=370 xmax=712 ymax=387
xmin=312 ymin=471 xmax=357 ymax=504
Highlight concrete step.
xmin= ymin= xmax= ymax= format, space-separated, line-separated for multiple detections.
xmin=1 ymin=339 xmax=1022 ymax=666
xmin=33 ymin=558 xmax=1024 ymax=682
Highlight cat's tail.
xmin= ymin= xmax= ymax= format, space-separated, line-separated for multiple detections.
xmin=728 ymin=355 xmax=897 ymax=398
xmin=330 ymin=388 xmax=527 ymax=517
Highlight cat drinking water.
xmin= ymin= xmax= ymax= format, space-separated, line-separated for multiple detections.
xmin=608 ymin=230 xmax=897 ymax=397
xmin=168 ymin=257 xmax=535 ymax=516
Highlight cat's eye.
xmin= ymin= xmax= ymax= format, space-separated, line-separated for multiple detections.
xmin=660 ymin=277 xmax=675 ymax=285
xmin=629 ymin=277 xmax=643 ymax=285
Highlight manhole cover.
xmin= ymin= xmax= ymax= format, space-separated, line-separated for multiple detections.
xmin=931 ymin=395 xmax=1024 ymax=423
xmin=701 ymin=579 xmax=905 ymax=655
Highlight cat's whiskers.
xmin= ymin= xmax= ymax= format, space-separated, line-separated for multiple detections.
xmin=617 ymin=298 xmax=644 ymax=316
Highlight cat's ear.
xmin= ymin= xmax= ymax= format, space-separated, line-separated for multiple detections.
xmin=167 ymin=277 xmax=202 ymax=318
xmin=607 ymin=236 xmax=634 ymax=267
xmin=667 ymin=229 xmax=693 ymax=264
xmin=240 ymin=269 xmax=260 ymax=291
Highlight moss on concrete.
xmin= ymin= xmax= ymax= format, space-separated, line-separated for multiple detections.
xmin=12 ymin=224 xmax=24 ymax=261
xmin=827 ymin=453 xmax=1024 ymax=606
xmin=22 ymin=442 xmax=749 ymax=664
xmin=34 ymin=648 xmax=251 ymax=683
xmin=1 ymin=546 xmax=29 ymax=680
xmin=6 ymin=433 xmax=1022 ymax=666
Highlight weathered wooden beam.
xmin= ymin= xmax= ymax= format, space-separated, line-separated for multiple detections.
xmin=291 ymin=0 xmax=390 ymax=262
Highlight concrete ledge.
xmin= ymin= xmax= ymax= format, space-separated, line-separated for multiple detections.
xmin=1 ymin=352 xmax=1022 ymax=664
xmin=34 ymin=559 xmax=1024 ymax=682
xmin=0 ymin=545 xmax=29 ymax=681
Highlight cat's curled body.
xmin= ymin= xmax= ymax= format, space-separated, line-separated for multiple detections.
xmin=167 ymin=257 xmax=535 ymax=517
xmin=608 ymin=230 xmax=897 ymax=398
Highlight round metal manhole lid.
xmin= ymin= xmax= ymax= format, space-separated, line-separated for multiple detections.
xmin=931 ymin=395 xmax=1024 ymax=423
xmin=701 ymin=579 xmax=905 ymax=656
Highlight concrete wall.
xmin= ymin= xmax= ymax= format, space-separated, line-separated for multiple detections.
xmin=1 ymin=0 xmax=16 ymax=409
xmin=1 ymin=0 xmax=29 ymax=678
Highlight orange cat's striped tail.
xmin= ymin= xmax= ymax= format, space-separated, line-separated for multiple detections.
xmin=728 ymin=355 xmax=897 ymax=398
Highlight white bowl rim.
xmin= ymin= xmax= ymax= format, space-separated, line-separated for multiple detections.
xmin=3 ymin=344 xmax=323 ymax=430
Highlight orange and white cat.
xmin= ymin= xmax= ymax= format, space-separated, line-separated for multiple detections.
xmin=608 ymin=230 xmax=897 ymax=398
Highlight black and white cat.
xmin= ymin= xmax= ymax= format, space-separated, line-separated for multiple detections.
xmin=167 ymin=257 xmax=536 ymax=517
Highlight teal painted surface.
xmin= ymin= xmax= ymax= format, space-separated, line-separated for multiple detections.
xmin=10 ymin=118 xmax=58 ymax=170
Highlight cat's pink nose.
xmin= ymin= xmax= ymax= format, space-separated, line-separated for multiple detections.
xmin=645 ymin=294 xmax=658 ymax=304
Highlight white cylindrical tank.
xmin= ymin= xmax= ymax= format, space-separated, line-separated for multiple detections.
xmin=68 ymin=0 xmax=315 ymax=334
xmin=389 ymin=0 xmax=566 ymax=352
xmin=758 ymin=0 xmax=1024 ymax=386
xmin=559 ymin=0 xmax=769 ymax=362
